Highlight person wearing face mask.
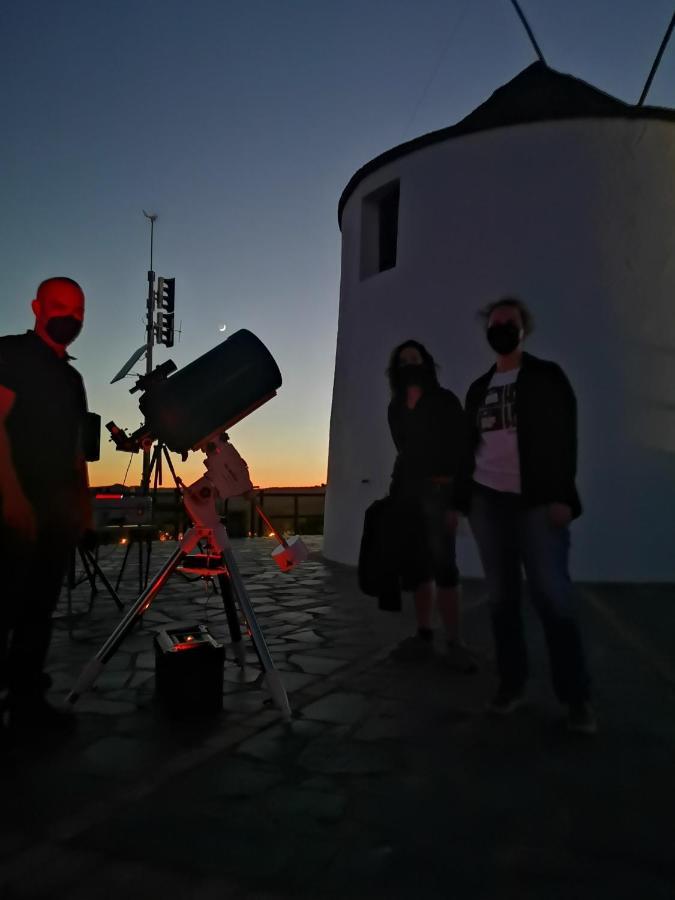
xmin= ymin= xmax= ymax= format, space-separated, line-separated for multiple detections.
xmin=386 ymin=340 xmax=476 ymax=671
xmin=0 ymin=277 xmax=91 ymax=736
xmin=455 ymin=297 xmax=595 ymax=735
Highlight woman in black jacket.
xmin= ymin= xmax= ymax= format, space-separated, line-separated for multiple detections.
xmin=455 ymin=298 xmax=595 ymax=734
xmin=387 ymin=339 xmax=475 ymax=671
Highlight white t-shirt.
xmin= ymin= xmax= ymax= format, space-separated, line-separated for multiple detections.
xmin=473 ymin=368 xmax=521 ymax=494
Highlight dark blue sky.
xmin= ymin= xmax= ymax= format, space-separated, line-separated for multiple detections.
xmin=2 ymin=0 xmax=673 ymax=485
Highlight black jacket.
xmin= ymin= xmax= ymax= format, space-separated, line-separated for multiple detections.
xmin=388 ymin=386 xmax=464 ymax=506
xmin=454 ymin=352 xmax=582 ymax=518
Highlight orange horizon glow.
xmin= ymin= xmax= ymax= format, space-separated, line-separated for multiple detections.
xmin=88 ymin=450 xmax=327 ymax=490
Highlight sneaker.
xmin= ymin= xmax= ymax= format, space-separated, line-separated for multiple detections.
xmin=445 ymin=642 xmax=479 ymax=674
xmin=486 ymin=687 xmax=527 ymax=716
xmin=8 ymin=696 xmax=77 ymax=735
xmin=567 ymin=702 xmax=597 ymax=736
xmin=391 ymin=634 xmax=434 ymax=663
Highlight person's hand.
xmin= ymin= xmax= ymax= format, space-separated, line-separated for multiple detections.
xmin=548 ymin=502 xmax=572 ymax=528
xmin=445 ymin=509 xmax=459 ymax=533
xmin=2 ymin=487 xmax=37 ymax=541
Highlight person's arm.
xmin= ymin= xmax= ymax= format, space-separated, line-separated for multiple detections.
xmin=387 ymin=401 xmax=402 ymax=452
xmin=436 ymin=391 xmax=465 ymax=524
xmin=0 ymin=385 xmax=37 ymax=540
xmin=76 ymin=453 xmax=93 ymax=533
xmin=547 ymin=364 xmax=578 ymax=526
xmin=451 ymin=385 xmax=478 ymax=516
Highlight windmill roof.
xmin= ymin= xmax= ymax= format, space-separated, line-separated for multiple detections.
xmin=338 ymin=62 xmax=675 ymax=227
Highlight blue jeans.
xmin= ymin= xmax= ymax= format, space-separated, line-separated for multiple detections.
xmin=469 ymin=483 xmax=590 ymax=705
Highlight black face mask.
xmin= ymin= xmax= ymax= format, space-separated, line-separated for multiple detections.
xmin=395 ymin=363 xmax=432 ymax=392
xmin=486 ymin=322 xmax=521 ymax=356
xmin=45 ymin=315 xmax=82 ymax=346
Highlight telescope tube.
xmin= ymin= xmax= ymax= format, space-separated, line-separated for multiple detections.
xmin=139 ymin=329 xmax=282 ymax=452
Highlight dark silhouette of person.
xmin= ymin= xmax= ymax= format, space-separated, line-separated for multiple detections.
xmin=455 ymin=297 xmax=595 ymax=735
xmin=387 ymin=339 xmax=476 ymax=671
xmin=0 ymin=277 xmax=91 ymax=735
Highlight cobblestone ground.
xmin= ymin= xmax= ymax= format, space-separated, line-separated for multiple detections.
xmin=1 ymin=537 xmax=674 ymax=899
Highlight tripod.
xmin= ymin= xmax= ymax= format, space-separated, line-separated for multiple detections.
xmin=67 ymin=434 xmax=292 ymax=720
xmin=64 ymin=542 xmax=124 ymax=630
xmin=114 ymin=440 xmax=184 ymax=592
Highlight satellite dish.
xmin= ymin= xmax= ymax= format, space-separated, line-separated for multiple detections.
xmin=111 ymin=345 xmax=147 ymax=384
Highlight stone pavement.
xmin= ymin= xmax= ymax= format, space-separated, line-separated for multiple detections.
xmin=1 ymin=536 xmax=674 ymax=899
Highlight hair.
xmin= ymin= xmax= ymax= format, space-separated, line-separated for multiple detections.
xmin=478 ymin=296 xmax=534 ymax=336
xmin=36 ymin=277 xmax=84 ymax=301
xmin=386 ymin=339 xmax=440 ymax=393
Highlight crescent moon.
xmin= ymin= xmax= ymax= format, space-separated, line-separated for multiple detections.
xmin=219 ymin=324 xmax=227 ymax=332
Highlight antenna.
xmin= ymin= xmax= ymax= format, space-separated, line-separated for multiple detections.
xmin=638 ymin=10 xmax=675 ymax=106
xmin=110 ymin=344 xmax=147 ymax=384
xmin=142 ymin=210 xmax=158 ymax=486
xmin=508 ymin=0 xmax=546 ymax=65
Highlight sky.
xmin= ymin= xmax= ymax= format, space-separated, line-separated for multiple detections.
xmin=1 ymin=0 xmax=673 ymax=488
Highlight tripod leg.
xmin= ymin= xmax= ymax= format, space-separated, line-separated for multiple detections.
xmin=66 ymin=538 xmax=194 ymax=705
xmin=115 ymin=538 xmax=133 ymax=592
xmin=144 ymin=536 xmax=153 ymax=589
xmin=217 ymin=572 xmax=246 ymax=667
xmin=81 ymin=547 xmax=124 ymax=611
xmin=77 ymin=546 xmax=98 ymax=613
xmin=222 ymin=547 xmax=291 ymax=720
xmin=138 ymin=536 xmax=143 ymax=593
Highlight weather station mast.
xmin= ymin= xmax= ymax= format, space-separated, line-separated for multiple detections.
xmin=141 ymin=211 xmax=175 ymax=490
xmin=109 ymin=213 xmax=176 ymax=492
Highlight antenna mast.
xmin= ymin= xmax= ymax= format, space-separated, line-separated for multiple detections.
xmin=508 ymin=0 xmax=546 ymax=65
xmin=638 ymin=10 xmax=675 ymax=106
xmin=142 ymin=210 xmax=158 ymax=486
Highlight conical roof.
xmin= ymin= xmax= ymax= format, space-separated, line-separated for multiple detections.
xmin=338 ymin=62 xmax=675 ymax=226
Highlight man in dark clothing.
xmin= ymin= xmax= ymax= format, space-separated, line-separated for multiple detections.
xmin=455 ymin=297 xmax=595 ymax=735
xmin=0 ymin=277 xmax=91 ymax=734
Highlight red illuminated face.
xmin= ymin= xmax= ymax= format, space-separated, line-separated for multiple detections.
xmin=31 ymin=278 xmax=85 ymax=351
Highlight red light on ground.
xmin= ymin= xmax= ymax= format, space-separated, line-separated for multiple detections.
xmin=95 ymin=493 xmax=124 ymax=500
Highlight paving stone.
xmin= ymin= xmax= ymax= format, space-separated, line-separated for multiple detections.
xmin=128 ymin=671 xmax=154 ymax=689
xmin=0 ymin=843 xmax=104 ymax=898
xmin=268 ymin=785 xmax=346 ymax=822
xmin=277 ymin=670 xmax=317 ymax=692
xmin=288 ymin=654 xmax=346 ymax=675
xmin=94 ymin=669 xmax=131 ymax=690
xmin=136 ymin=650 xmax=156 ymax=669
xmin=285 ymin=629 xmax=324 ymax=644
xmin=72 ymin=697 xmax=139 ymax=716
xmin=78 ymin=735 xmax=161 ymax=777
xmin=298 ymin=738 xmax=397 ymax=775
xmin=301 ymin=692 xmax=370 ymax=725
xmin=223 ymin=666 xmax=262 ymax=685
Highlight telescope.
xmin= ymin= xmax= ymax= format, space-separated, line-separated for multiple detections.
xmin=69 ymin=329 xmax=303 ymax=719
xmin=106 ymin=328 xmax=282 ymax=455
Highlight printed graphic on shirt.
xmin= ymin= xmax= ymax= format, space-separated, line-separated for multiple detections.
xmin=477 ymin=384 xmax=517 ymax=433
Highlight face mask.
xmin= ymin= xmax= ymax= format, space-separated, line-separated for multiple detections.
xmin=487 ymin=322 xmax=521 ymax=356
xmin=396 ymin=363 xmax=431 ymax=391
xmin=45 ymin=315 xmax=82 ymax=346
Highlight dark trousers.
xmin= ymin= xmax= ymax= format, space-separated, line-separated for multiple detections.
xmin=469 ymin=484 xmax=590 ymax=705
xmin=0 ymin=528 xmax=72 ymax=701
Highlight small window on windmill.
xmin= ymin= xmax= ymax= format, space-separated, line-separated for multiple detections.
xmin=360 ymin=180 xmax=400 ymax=279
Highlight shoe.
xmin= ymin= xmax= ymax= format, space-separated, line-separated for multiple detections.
xmin=567 ymin=702 xmax=597 ymax=735
xmin=445 ymin=642 xmax=479 ymax=674
xmin=486 ymin=687 xmax=527 ymax=716
xmin=391 ymin=634 xmax=434 ymax=662
xmin=8 ymin=696 xmax=77 ymax=735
